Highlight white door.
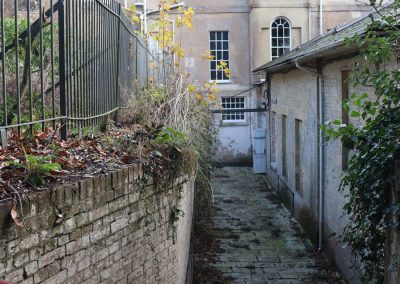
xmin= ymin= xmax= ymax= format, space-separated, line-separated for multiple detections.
xmin=253 ymin=128 xmax=267 ymax=174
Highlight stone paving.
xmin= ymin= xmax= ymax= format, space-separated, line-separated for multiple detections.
xmin=210 ymin=167 xmax=332 ymax=284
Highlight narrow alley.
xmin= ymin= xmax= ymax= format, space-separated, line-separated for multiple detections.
xmin=208 ymin=167 xmax=341 ymax=284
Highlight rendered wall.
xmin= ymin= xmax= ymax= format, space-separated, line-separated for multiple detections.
xmin=263 ymin=58 xmax=373 ymax=282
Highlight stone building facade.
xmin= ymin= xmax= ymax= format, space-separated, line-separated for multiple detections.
xmin=253 ymin=9 xmax=388 ymax=281
xmin=148 ymin=0 xmax=371 ymax=165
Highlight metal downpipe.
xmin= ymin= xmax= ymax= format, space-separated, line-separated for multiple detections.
xmin=317 ymin=61 xmax=324 ymax=251
xmin=320 ymin=0 xmax=323 ymax=35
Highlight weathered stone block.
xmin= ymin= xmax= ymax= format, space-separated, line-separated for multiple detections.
xmin=66 ymin=235 xmax=90 ymax=255
xmin=7 ymin=237 xmax=21 ymax=256
xmin=95 ymin=191 xmax=114 ymax=206
xmin=63 ymin=217 xmax=76 ymax=233
xmin=43 ymin=238 xmax=58 ymax=253
xmin=34 ymin=261 xmax=61 ymax=283
xmin=41 ymin=269 xmax=67 ymax=284
xmin=104 ymin=173 xmax=112 ymax=191
xmin=75 ymin=212 xmax=89 ymax=227
xmin=90 ymin=225 xmax=109 ymax=243
xmin=63 ymin=184 xmax=74 ymax=206
xmin=14 ymin=251 xmax=29 ymax=267
xmin=88 ymin=206 xmax=109 ymax=222
xmin=113 ymin=186 xmax=126 ymax=199
xmin=5 ymin=268 xmax=24 ymax=283
xmin=17 ymin=233 xmax=39 ymax=253
xmin=54 ymin=186 xmax=65 ymax=209
xmin=102 ymin=213 xmax=115 ymax=225
xmin=38 ymin=246 xmax=65 ymax=268
xmin=108 ymin=195 xmax=129 ymax=212
xmin=24 ymin=260 xmax=38 ymax=276
xmin=77 ymin=256 xmax=91 ymax=272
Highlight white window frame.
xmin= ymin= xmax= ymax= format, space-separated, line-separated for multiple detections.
xmin=209 ymin=31 xmax=230 ymax=83
xmin=221 ymin=97 xmax=246 ymax=123
xmin=270 ymin=17 xmax=292 ymax=60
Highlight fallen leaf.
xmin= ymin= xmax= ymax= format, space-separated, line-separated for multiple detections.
xmin=11 ymin=204 xmax=24 ymax=227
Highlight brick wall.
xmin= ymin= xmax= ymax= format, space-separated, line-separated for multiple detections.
xmin=0 ymin=164 xmax=194 ymax=284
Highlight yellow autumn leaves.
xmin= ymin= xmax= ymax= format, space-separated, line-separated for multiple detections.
xmin=148 ymin=0 xmax=194 ymax=60
xmin=134 ymin=0 xmax=230 ymax=107
xmin=187 ymin=81 xmax=219 ymax=107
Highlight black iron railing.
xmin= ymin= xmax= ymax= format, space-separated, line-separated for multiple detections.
xmin=0 ymin=0 xmax=162 ymax=144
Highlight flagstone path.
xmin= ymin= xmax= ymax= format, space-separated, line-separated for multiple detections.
xmin=210 ymin=167 xmax=341 ymax=284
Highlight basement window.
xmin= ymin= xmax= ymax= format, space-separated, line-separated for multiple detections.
xmin=221 ymin=97 xmax=245 ymax=122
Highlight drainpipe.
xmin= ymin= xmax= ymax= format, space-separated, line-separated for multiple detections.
xmin=295 ymin=59 xmax=324 ymax=251
xmin=308 ymin=2 xmax=312 ymax=41
xmin=319 ymin=0 xmax=323 ymax=35
xmin=317 ymin=60 xmax=324 ymax=251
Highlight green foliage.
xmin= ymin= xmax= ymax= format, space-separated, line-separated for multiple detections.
xmin=8 ymin=154 xmax=61 ymax=187
xmin=154 ymin=126 xmax=185 ymax=144
xmin=2 ymin=17 xmax=59 ymax=73
xmin=324 ymin=2 xmax=400 ymax=282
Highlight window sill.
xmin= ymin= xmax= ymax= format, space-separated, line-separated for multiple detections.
xmin=210 ymin=80 xmax=232 ymax=84
xmin=220 ymin=121 xmax=249 ymax=127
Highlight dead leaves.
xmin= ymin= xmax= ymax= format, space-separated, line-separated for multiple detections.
xmin=10 ymin=203 xmax=24 ymax=228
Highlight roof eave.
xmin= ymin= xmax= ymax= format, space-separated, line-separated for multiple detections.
xmin=253 ymin=42 xmax=359 ymax=74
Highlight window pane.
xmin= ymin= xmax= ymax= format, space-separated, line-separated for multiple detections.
xmin=217 ymin=41 xmax=221 ymax=50
xmin=217 ymin=51 xmax=222 ymax=59
xmin=217 ymin=32 xmax=221 ymax=40
xmin=210 ymin=32 xmax=215 ymax=40
xmin=223 ymin=51 xmax=229 ymax=60
xmin=211 ymin=61 xmax=216 ymax=70
xmin=272 ymin=38 xmax=277 ymax=47
xmin=211 ymin=70 xmax=216 ymax=80
xmin=217 ymin=71 xmax=223 ymax=80
xmin=223 ymin=32 xmax=228 ymax=40
xmin=278 ymin=27 xmax=283 ymax=37
xmin=284 ymin=38 xmax=290 ymax=46
xmin=210 ymin=41 xmax=216 ymax=50
xmin=284 ymin=28 xmax=290 ymax=37
xmin=223 ymin=41 xmax=228 ymax=49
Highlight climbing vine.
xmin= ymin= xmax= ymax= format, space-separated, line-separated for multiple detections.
xmin=322 ymin=1 xmax=400 ymax=282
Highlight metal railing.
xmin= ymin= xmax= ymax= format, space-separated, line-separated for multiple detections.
xmin=0 ymin=0 xmax=164 ymax=144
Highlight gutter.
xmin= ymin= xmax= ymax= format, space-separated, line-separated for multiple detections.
xmin=253 ymin=41 xmax=357 ymax=74
xmin=294 ymin=60 xmax=324 ymax=251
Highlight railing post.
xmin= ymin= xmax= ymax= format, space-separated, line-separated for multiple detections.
xmin=115 ymin=2 xmax=121 ymax=122
xmin=58 ymin=0 xmax=67 ymax=140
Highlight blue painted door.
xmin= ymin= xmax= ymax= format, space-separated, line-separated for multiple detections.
xmin=253 ymin=128 xmax=267 ymax=173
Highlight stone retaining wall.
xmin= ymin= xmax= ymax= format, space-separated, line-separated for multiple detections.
xmin=0 ymin=164 xmax=194 ymax=284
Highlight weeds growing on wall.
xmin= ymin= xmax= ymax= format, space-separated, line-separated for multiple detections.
xmin=322 ymin=1 xmax=400 ymax=282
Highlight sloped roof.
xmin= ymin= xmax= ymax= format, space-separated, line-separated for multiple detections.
xmin=253 ymin=4 xmax=393 ymax=74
